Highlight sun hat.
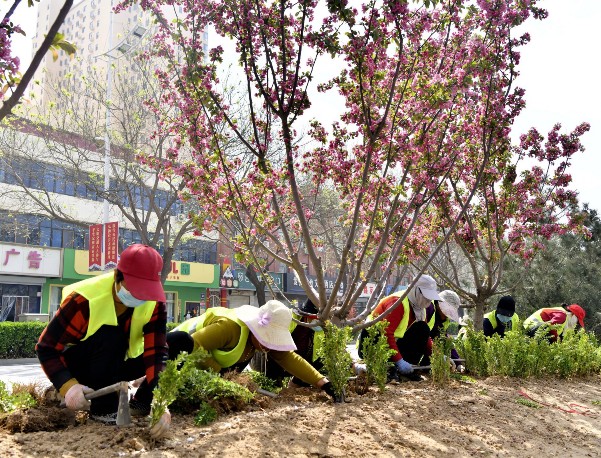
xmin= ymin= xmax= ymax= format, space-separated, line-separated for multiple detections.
xmin=414 ymin=275 xmax=441 ymax=301
xmin=235 ymin=300 xmax=297 ymax=351
xmin=566 ymin=304 xmax=585 ymax=329
xmin=496 ymin=295 xmax=515 ymax=317
xmin=117 ymin=244 xmax=166 ymax=302
xmin=438 ymin=290 xmax=461 ymax=323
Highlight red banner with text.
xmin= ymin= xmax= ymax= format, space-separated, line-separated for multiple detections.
xmin=104 ymin=221 xmax=119 ymax=270
xmin=88 ymin=224 xmax=103 ymax=271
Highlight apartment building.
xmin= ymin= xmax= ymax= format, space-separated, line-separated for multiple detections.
xmin=32 ymin=0 xmax=208 ymax=110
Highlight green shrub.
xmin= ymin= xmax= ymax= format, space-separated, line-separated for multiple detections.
xmin=455 ymin=326 xmax=601 ymax=379
xmin=318 ymin=322 xmax=353 ymax=401
xmin=431 ymin=336 xmax=454 ymax=386
xmin=360 ymin=321 xmax=395 ymax=391
xmin=455 ymin=324 xmax=489 ymax=377
xmin=0 ymin=322 xmax=47 ymax=358
xmin=151 ymin=349 xmax=253 ymax=429
xmin=0 ymin=381 xmax=37 ymax=413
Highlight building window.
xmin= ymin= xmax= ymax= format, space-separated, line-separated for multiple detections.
xmin=165 ymin=292 xmax=176 ymax=323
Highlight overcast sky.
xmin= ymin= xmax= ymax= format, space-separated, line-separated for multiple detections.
xmin=5 ymin=0 xmax=599 ymax=211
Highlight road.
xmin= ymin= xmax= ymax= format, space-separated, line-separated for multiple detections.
xmin=0 ymin=358 xmax=48 ymax=389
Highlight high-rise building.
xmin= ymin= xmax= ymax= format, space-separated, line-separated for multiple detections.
xmin=31 ymin=0 xmax=208 ymax=110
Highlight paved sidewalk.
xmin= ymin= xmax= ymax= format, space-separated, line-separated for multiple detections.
xmin=0 ymin=358 xmax=48 ymax=388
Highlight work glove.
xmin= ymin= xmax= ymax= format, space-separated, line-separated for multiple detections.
xmin=321 ymin=382 xmax=337 ymax=401
xmin=444 ymin=356 xmax=457 ymax=371
xmin=353 ymin=363 xmax=367 ymax=375
xmin=456 ymin=364 xmax=466 ymax=373
xmin=65 ymin=383 xmax=93 ymax=411
xmin=395 ymin=359 xmax=414 ymax=375
xmin=149 ymin=409 xmax=171 ymax=439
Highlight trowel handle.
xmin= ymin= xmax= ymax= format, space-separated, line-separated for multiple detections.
xmin=84 ymin=381 xmax=128 ymax=400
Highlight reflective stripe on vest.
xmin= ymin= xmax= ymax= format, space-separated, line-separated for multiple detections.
xmin=174 ymin=307 xmax=249 ymax=368
xmin=484 ymin=311 xmax=519 ymax=331
xmin=427 ymin=305 xmax=451 ymax=332
xmin=369 ymin=293 xmax=411 ymax=339
xmin=61 ymin=272 xmax=156 ymax=359
xmin=524 ymin=307 xmax=567 ymax=335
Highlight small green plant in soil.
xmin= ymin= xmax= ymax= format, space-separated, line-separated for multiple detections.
xmin=431 ymin=336 xmax=454 ymax=386
xmin=591 ymin=400 xmax=601 ymax=406
xmin=194 ymin=401 xmax=218 ymax=426
xmin=150 ymin=352 xmax=191 ymax=429
xmin=360 ymin=320 xmax=395 ymax=391
xmin=450 ymin=373 xmax=477 ymax=384
xmin=0 ymin=381 xmax=37 ymax=413
xmin=151 ymin=348 xmax=253 ymax=427
xmin=515 ymin=398 xmax=541 ymax=408
xmin=248 ymin=371 xmax=287 ymax=394
xmin=318 ymin=322 xmax=353 ymax=401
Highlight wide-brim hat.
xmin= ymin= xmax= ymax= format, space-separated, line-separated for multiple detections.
xmin=438 ymin=290 xmax=461 ymax=323
xmin=235 ymin=301 xmax=297 ymax=351
xmin=414 ymin=274 xmax=441 ymax=301
xmin=117 ymin=244 xmax=166 ymax=302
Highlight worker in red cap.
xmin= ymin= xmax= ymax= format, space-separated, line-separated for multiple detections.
xmin=523 ymin=303 xmax=586 ymax=342
xmin=36 ymin=244 xmax=170 ymax=438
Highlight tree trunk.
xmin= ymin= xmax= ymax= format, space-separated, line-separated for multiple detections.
xmin=245 ymin=265 xmax=267 ymax=306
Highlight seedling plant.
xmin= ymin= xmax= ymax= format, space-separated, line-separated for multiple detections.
xmin=360 ymin=320 xmax=395 ymax=391
xmin=318 ymin=322 xmax=353 ymax=402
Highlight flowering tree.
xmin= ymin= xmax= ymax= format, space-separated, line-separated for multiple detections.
xmin=425 ymin=122 xmax=590 ymax=328
xmin=119 ymin=0 xmax=547 ymax=329
xmin=0 ymin=0 xmax=75 ymax=120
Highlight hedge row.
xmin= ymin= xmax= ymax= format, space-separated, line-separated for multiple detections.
xmin=0 ymin=322 xmax=48 ymax=358
xmin=0 ymin=322 xmax=181 ymax=359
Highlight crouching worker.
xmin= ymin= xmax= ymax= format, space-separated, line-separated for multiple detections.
xmin=36 ymin=244 xmax=170 ymax=438
xmin=483 ymin=295 xmax=519 ymax=338
xmin=250 ymin=297 xmax=325 ymax=387
xmin=426 ymin=290 xmax=464 ymax=372
xmin=358 ymin=275 xmax=441 ymax=381
xmin=136 ymin=300 xmax=336 ymax=400
xmin=524 ymin=303 xmax=585 ymax=342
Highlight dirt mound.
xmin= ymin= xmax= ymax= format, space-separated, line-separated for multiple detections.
xmin=1 ymin=376 xmax=600 ymax=457
xmin=0 ymin=405 xmax=77 ymax=433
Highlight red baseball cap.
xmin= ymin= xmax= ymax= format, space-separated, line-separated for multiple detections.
xmin=117 ymin=244 xmax=166 ymax=302
xmin=566 ymin=304 xmax=585 ymax=329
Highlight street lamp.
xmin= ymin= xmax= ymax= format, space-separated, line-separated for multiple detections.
xmin=97 ymin=2 xmax=148 ymax=225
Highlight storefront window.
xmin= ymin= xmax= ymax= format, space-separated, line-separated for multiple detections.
xmin=165 ymin=292 xmax=176 ymax=323
xmin=49 ymin=285 xmax=64 ymax=317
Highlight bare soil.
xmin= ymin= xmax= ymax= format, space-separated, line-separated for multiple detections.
xmin=1 ymin=375 xmax=601 ymax=457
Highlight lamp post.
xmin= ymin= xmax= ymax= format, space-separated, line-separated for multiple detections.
xmin=98 ymin=3 xmax=148 ymax=225
xmin=103 ymin=1 xmax=114 ymax=226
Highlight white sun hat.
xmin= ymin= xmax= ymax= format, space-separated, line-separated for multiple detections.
xmin=235 ymin=300 xmax=297 ymax=351
xmin=438 ymin=290 xmax=461 ymax=323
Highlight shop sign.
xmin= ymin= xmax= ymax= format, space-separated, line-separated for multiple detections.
xmin=359 ymin=282 xmax=378 ymax=298
xmin=285 ymin=272 xmax=345 ymax=295
xmin=220 ymin=264 xmax=239 ymax=288
xmin=235 ymin=270 xmax=284 ymax=291
xmin=74 ymin=250 xmax=216 ymax=284
xmin=0 ymin=242 xmax=62 ymax=277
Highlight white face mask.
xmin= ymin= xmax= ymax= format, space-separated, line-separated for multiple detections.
xmin=115 ymin=283 xmax=146 ymax=308
xmin=565 ymin=314 xmax=579 ymax=331
xmin=408 ymin=288 xmax=430 ymax=321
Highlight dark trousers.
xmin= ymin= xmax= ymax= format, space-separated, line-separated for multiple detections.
xmin=63 ymin=325 xmax=145 ymax=415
